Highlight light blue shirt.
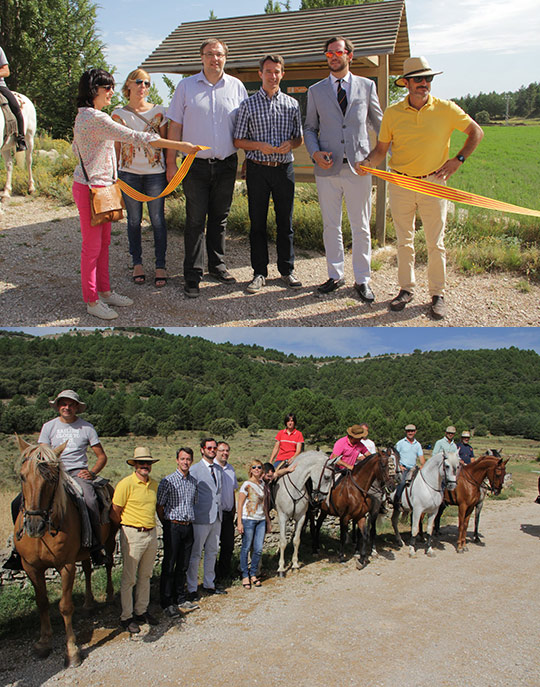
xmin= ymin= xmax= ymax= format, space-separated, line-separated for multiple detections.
xmin=219 ymin=462 xmax=238 ymax=512
xmin=395 ymin=437 xmax=423 ymax=470
xmin=432 ymin=436 xmax=457 ymax=458
xmin=167 ymin=70 xmax=248 ymax=160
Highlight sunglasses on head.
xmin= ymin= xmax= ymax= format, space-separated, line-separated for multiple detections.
xmin=134 ymin=79 xmax=151 ymax=87
xmin=325 ymin=50 xmax=348 ymax=58
xmin=411 ymin=74 xmax=434 ymax=83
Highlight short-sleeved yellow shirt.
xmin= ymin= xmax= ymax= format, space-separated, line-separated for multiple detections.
xmin=112 ymin=471 xmax=158 ymax=529
xmin=379 ymin=95 xmax=472 ymax=177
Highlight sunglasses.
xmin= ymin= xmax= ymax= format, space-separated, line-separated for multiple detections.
xmin=206 ymin=446 xmax=217 ymax=451
xmin=325 ymin=50 xmax=348 ymax=58
xmin=251 ymin=465 xmax=263 ymax=470
xmin=134 ymin=79 xmax=151 ymax=87
xmin=99 ymin=84 xmax=114 ymax=92
xmin=135 ymin=461 xmax=153 ymax=466
xmin=411 ymin=75 xmax=434 ymax=83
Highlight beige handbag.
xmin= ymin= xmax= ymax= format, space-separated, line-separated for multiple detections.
xmin=78 ymin=154 xmax=125 ymax=226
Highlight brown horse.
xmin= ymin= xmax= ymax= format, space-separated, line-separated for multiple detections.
xmin=14 ymin=436 xmax=116 ymax=667
xmin=435 ymin=455 xmax=507 ymax=553
xmin=311 ymin=450 xmax=395 ymax=568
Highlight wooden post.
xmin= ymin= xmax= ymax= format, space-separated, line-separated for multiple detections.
xmin=375 ymin=54 xmax=389 ymax=246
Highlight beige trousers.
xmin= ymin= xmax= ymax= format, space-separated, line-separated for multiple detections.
xmin=119 ymin=525 xmax=158 ymax=621
xmin=389 ymin=175 xmax=447 ymax=297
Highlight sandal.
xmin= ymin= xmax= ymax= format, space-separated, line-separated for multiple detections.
xmin=250 ymin=577 xmax=262 ymax=587
xmin=242 ymin=577 xmax=251 ymax=589
xmin=132 ymin=265 xmax=145 ymax=284
xmin=154 ymin=269 xmax=168 ymax=288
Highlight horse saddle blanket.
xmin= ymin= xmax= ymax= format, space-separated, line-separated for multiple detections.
xmin=64 ymin=475 xmax=93 ymax=549
xmin=0 ymin=93 xmax=17 ymax=144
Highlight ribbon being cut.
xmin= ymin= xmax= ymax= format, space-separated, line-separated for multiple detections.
xmin=357 ymin=165 xmax=540 ymax=219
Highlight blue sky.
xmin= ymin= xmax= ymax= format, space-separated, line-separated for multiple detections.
xmin=2 ymin=328 xmax=539 ymax=358
xmin=97 ymin=0 xmax=539 ymax=102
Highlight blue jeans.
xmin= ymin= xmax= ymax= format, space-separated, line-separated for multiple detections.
xmin=118 ymin=170 xmax=167 ymax=269
xmin=240 ymin=518 xmax=266 ymax=578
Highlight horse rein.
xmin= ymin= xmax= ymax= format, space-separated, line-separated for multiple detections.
xmin=17 ymin=455 xmax=61 ymax=540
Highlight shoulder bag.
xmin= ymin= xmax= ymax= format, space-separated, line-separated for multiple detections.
xmin=78 ymin=153 xmax=125 ymax=226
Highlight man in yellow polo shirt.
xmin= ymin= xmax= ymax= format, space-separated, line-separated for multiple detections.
xmin=358 ymin=57 xmax=483 ymax=319
xmin=111 ymin=447 xmax=160 ymax=635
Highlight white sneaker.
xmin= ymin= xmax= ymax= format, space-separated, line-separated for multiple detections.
xmin=281 ymin=272 xmax=302 ymax=288
xmin=99 ymin=291 xmax=133 ymax=307
xmin=87 ymin=301 xmax=118 ymax=320
xmin=246 ymin=274 xmax=266 ymax=293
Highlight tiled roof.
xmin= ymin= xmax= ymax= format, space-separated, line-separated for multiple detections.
xmin=141 ymin=0 xmax=410 ymax=76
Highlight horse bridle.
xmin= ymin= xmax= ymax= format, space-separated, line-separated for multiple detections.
xmin=17 ymin=456 xmax=60 ymax=540
xmin=417 ymin=453 xmax=456 ymax=494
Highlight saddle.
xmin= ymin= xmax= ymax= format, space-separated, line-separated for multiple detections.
xmin=64 ymin=474 xmax=112 ymax=549
xmin=0 ymin=93 xmax=18 ymax=144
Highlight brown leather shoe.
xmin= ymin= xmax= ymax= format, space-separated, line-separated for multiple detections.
xmin=431 ymin=295 xmax=446 ymax=319
xmin=389 ymin=290 xmax=414 ymax=311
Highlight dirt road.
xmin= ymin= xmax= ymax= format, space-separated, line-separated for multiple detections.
xmin=1 ymin=492 xmax=539 ymax=687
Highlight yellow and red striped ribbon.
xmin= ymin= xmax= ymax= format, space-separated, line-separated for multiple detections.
xmin=117 ymin=146 xmax=210 ymax=202
xmin=358 ymin=165 xmax=540 ymax=219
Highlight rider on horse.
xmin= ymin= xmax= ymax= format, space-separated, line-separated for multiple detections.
xmin=4 ymin=389 xmax=108 ymax=570
xmin=0 ymin=46 xmax=27 ymax=151
xmin=394 ymin=423 xmax=425 ymax=500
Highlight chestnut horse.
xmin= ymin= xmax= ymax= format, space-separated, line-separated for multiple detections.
xmin=311 ymin=450 xmax=395 ymax=568
xmin=14 ymin=437 xmax=116 ymax=667
xmin=435 ymin=455 xmax=508 ymax=552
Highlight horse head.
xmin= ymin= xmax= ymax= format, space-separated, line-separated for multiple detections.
xmin=442 ymin=449 xmax=460 ymax=491
xmin=16 ymin=435 xmax=68 ymax=538
xmin=487 ymin=457 xmax=508 ymax=495
xmin=310 ymin=454 xmax=338 ymax=504
xmin=378 ymin=448 xmax=398 ymax=491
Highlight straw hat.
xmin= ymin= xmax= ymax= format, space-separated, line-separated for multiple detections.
xmin=127 ymin=446 xmax=159 ymax=466
xmin=347 ymin=424 xmax=368 ymax=440
xmin=50 ymin=389 xmax=86 ymax=412
xmin=395 ymin=56 xmax=442 ymax=87
xmin=461 ymin=431 xmax=471 ymax=438
xmin=445 ymin=426 xmax=457 ymax=434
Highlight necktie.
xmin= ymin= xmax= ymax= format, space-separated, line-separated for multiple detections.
xmin=209 ymin=464 xmax=217 ymax=485
xmin=337 ymin=78 xmax=347 ymax=115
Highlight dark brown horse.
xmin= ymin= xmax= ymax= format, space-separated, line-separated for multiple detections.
xmin=14 ymin=437 xmax=116 ymax=666
xmin=435 ymin=455 xmax=507 ymax=552
xmin=311 ymin=450 xmax=395 ymax=568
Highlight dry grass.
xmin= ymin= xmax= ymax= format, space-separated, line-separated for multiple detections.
xmin=0 ymin=489 xmax=17 ymax=546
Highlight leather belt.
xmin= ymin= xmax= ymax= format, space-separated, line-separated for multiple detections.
xmin=391 ymin=168 xmax=437 ymax=180
xmin=123 ymin=524 xmax=155 ymax=532
xmin=249 ymin=159 xmax=285 ymax=168
xmin=169 ymin=520 xmax=192 ymax=525
xmin=195 ymin=153 xmax=237 ymax=165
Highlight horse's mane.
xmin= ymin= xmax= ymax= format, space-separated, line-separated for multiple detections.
xmin=20 ymin=443 xmax=68 ymax=522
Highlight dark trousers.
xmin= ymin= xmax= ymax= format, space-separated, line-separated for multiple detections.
xmin=215 ymin=509 xmax=235 ymax=582
xmin=246 ymin=160 xmax=295 ymax=278
xmin=160 ymin=521 xmax=194 ymax=607
xmin=182 ymin=154 xmax=237 ymax=282
xmin=0 ymin=86 xmax=24 ymax=135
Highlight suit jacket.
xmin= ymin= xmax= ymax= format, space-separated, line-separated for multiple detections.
xmin=190 ymin=459 xmax=223 ymax=525
xmin=304 ymin=74 xmax=383 ymax=177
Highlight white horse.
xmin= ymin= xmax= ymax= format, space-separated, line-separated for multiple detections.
xmin=274 ymin=450 xmax=337 ymax=577
xmin=1 ymin=92 xmax=37 ymax=204
xmin=391 ymin=450 xmax=459 ymax=558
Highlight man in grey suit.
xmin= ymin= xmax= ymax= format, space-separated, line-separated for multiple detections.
xmin=304 ymin=36 xmax=383 ymax=301
xmin=186 ymin=438 xmax=227 ymax=599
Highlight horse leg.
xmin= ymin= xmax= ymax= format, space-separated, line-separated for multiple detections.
xmin=339 ymin=518 xmax=348 ymax=562
xmin=424 ymin=513 xmax=437 ymax=557
xmin=291 ymin=513 xmax=306 ymax=571
xmin=457 ymin=505 xmax=473 ymax=553
xmin=312 ymin=510 xmax=326 ymax=555
xmin=409 ymin=509 xmax=422 ymax=558
xmin=355 ymin=516 xmax=369 ymax=569
xmin=59 ymin=563 xmax=81 ymax=668
xmin=25 ymin=565 xmax=53 ymax=658
xmin=391 ymin=505 xmax=403 ymax=547
xmin=25 ymin=135 xmax=35 ymax=193
xmin=277 ymin=512 xmax=288 ymax=577
xmin=82 ymin=558 xmax=94 ymax=610
xmin=2 ymin=149 xmax=13 ymax=199
xmin=473 ymin=499 xmax=484 ymax=544
xmin=434 ymin=503 xmax=445 ymax=536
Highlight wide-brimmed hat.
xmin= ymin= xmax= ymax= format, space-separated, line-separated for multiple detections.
xmin=395 ymin=56 xmax=442 ymax=87
xmin=127 ymin=446 xmax=159 ymax=466
xmin=50 ymin=389 xmax=86 ymax=412
xmin=347 ymin=424 xmax=368 ymax=440
xmin=446 ymin=426 xmax=457 ymax=434
xmin=461 ymin=431 xmax=471 ymax=438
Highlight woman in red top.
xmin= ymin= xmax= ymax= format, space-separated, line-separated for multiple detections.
xmin=269 ymin=413 xmax=304 ymax=467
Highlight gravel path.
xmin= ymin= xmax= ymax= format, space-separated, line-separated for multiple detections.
xmin=0 ymin=196 xmax=539 ymax=327
xmin=1 ymin=492 xmax=539 ymax=687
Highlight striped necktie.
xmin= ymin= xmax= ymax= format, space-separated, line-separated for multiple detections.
xmin=337 ymin=78 xmax=347 ymax=115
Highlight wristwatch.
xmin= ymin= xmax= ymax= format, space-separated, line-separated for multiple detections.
xmin=456 ymin=154 xmax=465 ymax=163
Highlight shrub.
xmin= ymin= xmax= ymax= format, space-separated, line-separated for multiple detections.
xmin=209 ymin=417 xmax=239 ymax=439
xmin=475 ymin=110 xmax=490 ymax=125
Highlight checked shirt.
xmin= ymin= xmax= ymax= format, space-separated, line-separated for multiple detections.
xmin=157 ymin=470 xmax=198 ymax=522
xmin=234 ymin=87 xmax=302 ymax=164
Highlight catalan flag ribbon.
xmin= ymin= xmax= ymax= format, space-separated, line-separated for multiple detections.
xmin=117 ymin=146 xmax=210 ymax=202
xmin=357 ymin=166 xmax=540 ymax=219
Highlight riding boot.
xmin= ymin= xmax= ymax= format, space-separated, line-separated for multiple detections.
xmin=16 ymin=134 xmax=27 ymax=152
xmin=3 ymin=549 xmax=23 ymax=570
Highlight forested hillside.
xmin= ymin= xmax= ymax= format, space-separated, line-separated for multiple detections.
xmin=0 ymin=330 xmax=539 ymax=444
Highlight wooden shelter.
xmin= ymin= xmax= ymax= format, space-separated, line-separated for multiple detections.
xmin=141 ymin=1 xmax=411 ymax=243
